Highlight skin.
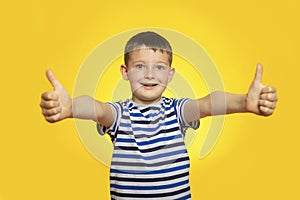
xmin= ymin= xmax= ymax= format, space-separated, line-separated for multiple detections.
xmin=120 ymin=48 xmax=175 ymax=105
xmin=40 ymin=48 xmax=278 ymax=127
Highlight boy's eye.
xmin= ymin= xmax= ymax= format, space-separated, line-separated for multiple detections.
xmin=135 ymin=64 xmax=145 ymax=70
xmin=155 ymin=65 xmax=167 ymax=71
xmin=155 ymin=65 xmax=166 ymax=71
xmin=134 ymin=64 xmax=168 ymax=71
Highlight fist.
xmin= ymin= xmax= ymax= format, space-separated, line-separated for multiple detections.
xmin=40 ymin=70 xmax=72 ymax=123
xmin=247 ymin=64 xmax=278 ymax=116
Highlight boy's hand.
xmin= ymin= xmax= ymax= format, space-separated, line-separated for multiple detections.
xmin=40 ymin=70 xmax=72 ymax=123
xmin=246 ymin=64 xmax=278 ymax=116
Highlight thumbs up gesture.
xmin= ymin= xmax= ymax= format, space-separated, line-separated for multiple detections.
xmin=40 ymin=70 xmax=72 ymax=123
xmin=246 ymin=64 xmax=278 ymax=116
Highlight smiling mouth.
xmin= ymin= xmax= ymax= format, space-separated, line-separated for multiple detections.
xmin=141 ymin=83 xmax=158 ymax=88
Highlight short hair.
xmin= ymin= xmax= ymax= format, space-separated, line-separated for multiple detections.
xmin=124 ymin=31 xmax=173 ymax=66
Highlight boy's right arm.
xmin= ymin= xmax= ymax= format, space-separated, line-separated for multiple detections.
xmin=40 ymin=70 xmax=115 ymax=127
xmin=183 ymin=64 xmax=277 ymax=123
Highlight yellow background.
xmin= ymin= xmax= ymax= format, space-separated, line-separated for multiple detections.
xmin=0 ymin=0 xmax=299 ymax=199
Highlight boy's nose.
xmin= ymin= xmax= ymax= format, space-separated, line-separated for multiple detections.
xmin=144 ymin=66 xmax=155 ymax=79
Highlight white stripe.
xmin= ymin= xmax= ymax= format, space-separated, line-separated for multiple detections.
xmin=110 ymin=161 xmax=190 ymax=178
xmin=111 ymin=175 xmax=189 ymax=187
xmin=110 ymin=159 xmax=190 ymax=173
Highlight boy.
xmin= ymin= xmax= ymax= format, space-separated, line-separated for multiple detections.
xmin=40 ymin=31 xmax=277 ymax=199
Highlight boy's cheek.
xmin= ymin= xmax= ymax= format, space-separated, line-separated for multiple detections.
xmin=129 ymin=81 xmax=141 ymax=93
xmin=127 ymin=70 xmax=143 ymax=81
xmin=126 ymin=68 xmax=136 ymax=76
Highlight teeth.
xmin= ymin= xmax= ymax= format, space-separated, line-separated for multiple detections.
xmin=143 ymin=84 xmax=156 ymax=86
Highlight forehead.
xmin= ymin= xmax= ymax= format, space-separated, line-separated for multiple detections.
xmin=128 ymin=48 xmax=170 ymax=65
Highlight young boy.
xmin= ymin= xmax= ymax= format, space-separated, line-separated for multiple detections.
xmin=40 ymin=31 xmax=277 ymax=199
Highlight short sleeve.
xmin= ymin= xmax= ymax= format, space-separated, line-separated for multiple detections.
xmin=96 ymin=102 xmax=122 ymax=141
xmin=174 ymin=98 xmax=200 ymax=134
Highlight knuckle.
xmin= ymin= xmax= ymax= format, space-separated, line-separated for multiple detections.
xmin=260 ymin=106 xmax=273 ymax=116
xmin=271 ymin=94 xmax=276 ymax=101
xmin=268 ymin=87 xmax=272 ymax=92
xmin=49 ymin=100 xmax=59 ymax=108
xmin=46 ymin=115 xmax=59 ymax=123
xmin=49 ymin=101 xmax=56 ymax=108
xmin=41 ymin=92 xmax=47 ymax=99
xmin=261 ymin=94 xmax=267 ymax=99
xmin=50 ymin=108 xmax=58 ymax=115
xmin=45 ymin=116 xmax=53 ymax=123
xmin=55 ymin=106 xmax=61 ymax=113
xmin=48 ymin=119 xmax=56 ymax=123
xmin=268 ymin=110 xmax=274 ymax=116
xmin=52 ymin=115 xmax=60 ymax=122
xmin=268 ymin=93 xmax=272 ymax=99
xmin=49 ymin=102 xmax=56 ymax=109
xmin=43 ymin=92 xmax=51 ymax=99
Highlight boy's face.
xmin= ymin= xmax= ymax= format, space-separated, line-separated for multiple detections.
xmin=121 ymin=48 xmax=175 ymax=104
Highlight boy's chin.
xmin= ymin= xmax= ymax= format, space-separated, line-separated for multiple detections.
xmin=132 ymin=95 xmax=162 ymax=105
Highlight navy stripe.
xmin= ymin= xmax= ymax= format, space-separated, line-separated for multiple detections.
xmin=111 ymin=179 xmax=189 ymax=190
xmin=113 ymin=149 xmax=187 ymax=160
xmin=131 ymin=111 xmax=175 ymax=124
xmin=133 ymin=126 xmax=180 ymax=139
xmin=137 ymin=133 xmax=182 ymax=146
xmin=110 ymin=163 xmax=190 ymax=175
xmin=110 ymin=171 xmax=189 ymax=183
xmin=129 ymin=106 xmax=172 ymax=118
xmin=117 ymin=126 xmax=180 ymax=139
xmin=115 ymin=140 xmax=183 ymax=153
xmin=139 ymin=106 xmax=161 ymax=113
xmin=111 ymin=156 xmax=189 ymax=168
xmin=116 ymin=133 xmax=182 ymax=146
xmin=119 ymin=118 xmax=177 ymax=132
xmin=110 ymin=185 xmax=190 ymax=198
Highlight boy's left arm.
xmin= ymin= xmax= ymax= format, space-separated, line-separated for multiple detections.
xmin=184 ymin=64 xmax=278 ymax=122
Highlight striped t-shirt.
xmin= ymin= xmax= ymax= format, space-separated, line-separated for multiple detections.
xmin=97 ymin=97 xmax=200 ymax=200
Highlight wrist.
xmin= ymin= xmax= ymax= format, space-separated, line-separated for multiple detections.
xmin=242 ymin=94 xmax=248 ymax=113
xmin=68 ymin=101 xmax=73 ymax=118
xmin=245 ymin=93 xmax=258 ymax=114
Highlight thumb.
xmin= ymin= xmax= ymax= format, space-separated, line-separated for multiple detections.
xmin=46 ymin=70 xmax=63 ymax=90
xmin=254 ymin=63 xmax=263 ymax=82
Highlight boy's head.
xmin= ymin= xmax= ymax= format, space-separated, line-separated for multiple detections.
xmin=121 ymin=31 xmax=175 ymax=104
xmin=124 ymin=31 xmax=173 ymax=66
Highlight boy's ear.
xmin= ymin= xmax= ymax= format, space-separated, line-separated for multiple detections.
xmin=120 ymin=65 xmax=129 ymax=80
xmin=167 ymin=67 xmax=175 ymax=82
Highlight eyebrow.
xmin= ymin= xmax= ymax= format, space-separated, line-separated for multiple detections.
xmin=132 ymin=60 xmax=169 ymax=65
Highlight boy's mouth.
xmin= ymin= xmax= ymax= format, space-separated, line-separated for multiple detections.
xmin=141 ymin=83 xmax=158 ymax=89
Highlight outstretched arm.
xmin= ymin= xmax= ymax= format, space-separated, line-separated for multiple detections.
xmin=184 ymin=64 xmax=278 ymax=122
xmin=40 ymin=70 xmax=114 ymax=127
